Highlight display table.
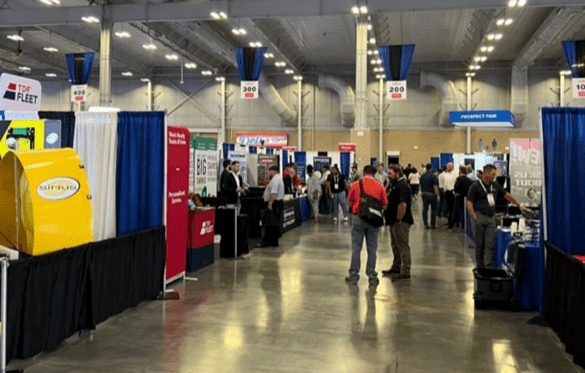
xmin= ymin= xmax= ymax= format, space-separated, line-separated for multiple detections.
xmin=215 ymin=208 xmax=249 ymax=258
xmin=186 ymin=208 xmax=215 ymax=272
xmin=281 ymin=199 xmax=302 ymax=233
xmin=297 ymin=196 xmax=310 ymax=222
xmin=494 ymin=229 xmax=544 ymax=310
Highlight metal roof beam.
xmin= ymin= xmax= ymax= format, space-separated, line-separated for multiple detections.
xmin=0 ymin=0 xmax=583 ymax=28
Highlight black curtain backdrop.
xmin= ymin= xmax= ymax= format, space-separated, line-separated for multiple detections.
xmin=2 ymin=226 xmax=165 ymax=363
xmin=38 ymin=111 xmax=76 ymax=148
xmin=544 ymin=242 xmax=585 ymax=368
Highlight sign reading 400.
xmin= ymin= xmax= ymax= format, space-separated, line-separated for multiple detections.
xmin=241 ymin=81 xmax=259 ymax=99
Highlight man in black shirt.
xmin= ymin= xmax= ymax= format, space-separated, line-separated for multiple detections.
xmin=419 ymin=163 xmax=439 ymax=228
xmin=467 ymin=164 xmax=527 ymax=268
xmin=218 ymin=159 xmax=231 ymax=198
xmin=327 ymin=165 xmax=349 ymax=221
xmin=446 ymin=165 xmax=473 ymax=231
xmin=382 ymin=165 xmax=414 ymax=281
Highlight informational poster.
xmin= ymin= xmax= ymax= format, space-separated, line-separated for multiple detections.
xmin=228 ymin=151 xmax=248 ymax=185
xmin=313 ymin=156 xmax=331 ymax=172
xmin=193 ymin=137 xmax=218 ymax=197
xmin=258 ymin=154 xmax=279 ymax=186
xmin=166 ymin=126 xmax=190 ymax=282
xmin=509 ymin=138 xmax=542 ymax=207
xmin=0 ymin=73 xmax=42 ymax=111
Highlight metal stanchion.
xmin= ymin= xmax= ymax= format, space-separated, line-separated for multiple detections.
xmin=0 ymin=257 xmax=22 ymax=373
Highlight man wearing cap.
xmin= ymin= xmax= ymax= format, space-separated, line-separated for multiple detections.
xmin=350 ymin=163 xmax=362 ymax=182
xmin=256 ymin=165 xmax=285 ymax=248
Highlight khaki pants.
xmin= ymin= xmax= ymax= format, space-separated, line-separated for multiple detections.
xmin=390 ymin=221 xmax=411 ymax=275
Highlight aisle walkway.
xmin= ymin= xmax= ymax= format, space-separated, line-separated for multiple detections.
xmin=10 ymin=202 xmax=582 ymax=372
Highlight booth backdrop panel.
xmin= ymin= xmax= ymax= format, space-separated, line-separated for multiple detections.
xmin=541 ymin=107 xmax=585 ymax=255
xmin=544 ymin=242 xmax=585 ymax=368
xmin=430 ymin=157 xmax=439 ymax=172
xmin=38 ymin=111 xmax=75 ymax=148
xmin=439 ymin=153 xmax=453 ymax=170
xmin=116 ymin=111 xmax=164 ymax=236
xmin=3 ymin=226 xmax=165 ymax=364
xmin=74 ymin=111 xmax=118 ymax=241
xmin=340 ymin=152 xmax=350 ymax=179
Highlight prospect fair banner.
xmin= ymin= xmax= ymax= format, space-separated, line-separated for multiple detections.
xmin=194 ymin=149 xmax=218 ymax=197
xmin=509 ymin=138 xmax=542 ymax=207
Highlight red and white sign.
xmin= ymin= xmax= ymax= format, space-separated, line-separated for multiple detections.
xmin=71 ymin=84 xmax=88 ymax=102
xmin=387 ymin=80 xmax=407 ymax=100
xmin=0 ymin=73 xmax=42 ymax=111
xmin=338 ymin=143 xmax=357 ymax=152
xmin=283 ymin=146 xmax=297 ymax=152
xmin=236 ymin=132 xmax=288 ymax=148
xmin=188 ymin=208 xmax=216 ymax=249
xmin=166 ymin=126 xmax=191 ymax=282
xmin=573 ymin=78 xmax=585 ymax=98
xmin=241 ymin=80 xmax=259 ymax=99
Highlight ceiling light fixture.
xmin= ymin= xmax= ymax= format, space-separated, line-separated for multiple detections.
xmin=7 ymin=35 xmax=24 ymax=42
xmin=249 ymin=42 xmax=262 ymax=47
xmin=466 ymin=72 xmax=476 ymax=77
xmin=480 ymin=46 xmax=494 ymax=53
xmin=121 ymin=71 xmax=133 ymax=76
xmin=470 ymin=65 xmax=481 ymax=70
xmin=18 ymin=66 xmax=31 ymax=71
xmin=40 ymin=0 xmax=60 ymax=5
xmin=517 ymin=0 xmax=526 ymax=6
xmin=360 ymin=6 xmax=368 ymax=14
xmin=142 ymin=43 xmax=157 ymax=50
xmin=285 ymin=69 xmax=294 ymax=74
xmin=81 ymin=16 xmax=100 ymax=23
xmin=367 ymin=24 xmax=372 ymax=31
xmin=376 ymin=74 xmax=385 ymax=79
xmin=45 ymin=73 xmax=57 ymax=77
xmin=184 ymin=62 xmax=197 ymax=69
xmin=202 ymin=70 xmax=213 ymax=76
xmin=115 ymin=31 xmax=131 ymax=38
xmin=275 ymin=61 xmax=286 ymax=67
xmin=43 ymin=47 xmax=59 ymax=52
xmin=293 ymin=75 xmax=303 ymax=81
xmin=165 ymin=54 xmax=179 ymax=60
xmin=367 ymin=50 xmax=373 ymax=55
xmin=215 ymin=77 xmax=225 ymax=82
xmin=505 ymin=19 xmax=514 ymax=26
xmin=210 ymin=11 xmax=227 ymax=19
xmin=264 ymin=53 xmax=274 ymax=58
xmin=560 ymin=70 xmax=572 ymax=75
xmin=140 ymin=78 xmax=150 ymax=82
xmin=369 ymin=38 xmax=376 ymax=44
xmin=351 ymin=6 xmax=359 ymax=14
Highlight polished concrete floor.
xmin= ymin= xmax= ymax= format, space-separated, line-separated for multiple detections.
xmin=10 ymin=201 xmax=583 ymax=372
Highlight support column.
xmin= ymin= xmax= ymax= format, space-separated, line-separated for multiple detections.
xmin=219 ymin=79 xmax=226 ymax=146
xmin=297 ymin=78 xmax=302 ymax=151
xmin=352 ymin=17 xmax=370 ymax=167
xmin=466 ymin=76 xmax=472 ymax=153
xmin=560 ymin=74 xmax=565 ymax=107
xmin=378 ymin=77 xmax=384 ymax=161
xmin=99 ymin=19 xmax=112 ymax=106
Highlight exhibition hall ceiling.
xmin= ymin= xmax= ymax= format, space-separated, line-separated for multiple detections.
xmin=0 ymin=0 xmax=584 ymax=80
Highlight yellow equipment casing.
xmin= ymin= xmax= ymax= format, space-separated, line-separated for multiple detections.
xmin=0 ymin=149 xmax=93 ymax=256
xmin=0 ymin=119 xmax=45 ymax=157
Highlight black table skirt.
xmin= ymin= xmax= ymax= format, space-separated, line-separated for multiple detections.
xmin=3 ymin=226 xmax=165 ymax=363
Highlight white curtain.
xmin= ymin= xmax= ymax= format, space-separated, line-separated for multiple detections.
xmin=74 ymin=111 xmax=118 ymax=241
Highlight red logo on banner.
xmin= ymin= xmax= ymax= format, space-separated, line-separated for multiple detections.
xmin=283 ymin=146 xmax=297 ymax=151
xmin=392 ymin=93 xmax=402 ymax=99
xmin=245 ymin=92 xmax=254 ymax=98
xmin=338 ymin=143 xmax=357 ymax=152
xmin=580 ymin=92 xmax=585 ymax=97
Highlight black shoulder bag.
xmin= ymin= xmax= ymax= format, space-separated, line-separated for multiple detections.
xmin=358 ymin=180 xmax=384 ymax=227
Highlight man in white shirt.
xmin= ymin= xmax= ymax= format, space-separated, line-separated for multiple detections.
xmin=442 ymin=163 xmax=458 ymax=224
xmin=375 ymin=163 xmax=390 ymax=189
xmin=256 ymin=165 xmax=285 ymax=248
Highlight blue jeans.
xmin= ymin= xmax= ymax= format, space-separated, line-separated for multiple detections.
xmin=422 ymin=192 xmax=438 ymax=227
xmin=333 ymin=191 xmax=349 ymax=218
xmin=348 ymin=216 xmax=379 ymax=283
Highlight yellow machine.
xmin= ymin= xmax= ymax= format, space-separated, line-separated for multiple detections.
xmin=0 ymin=149 xmax=93 ymax=256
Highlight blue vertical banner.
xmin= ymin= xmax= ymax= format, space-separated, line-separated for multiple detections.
xmin=430 ymin=157 xmax=440 ymax=172
xmin=235 ymin=47 xmax=267 ymax=99
xmin=65 ymin=53 xmax=95 ymax=84
xmin=340 ymin=152 xmax=350 ymax=179
xmin=294 ymin=151 xmax=307 ymax=181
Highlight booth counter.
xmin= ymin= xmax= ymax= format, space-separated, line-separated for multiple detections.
xmin=186 ymin=208 xmax=215 ymax=271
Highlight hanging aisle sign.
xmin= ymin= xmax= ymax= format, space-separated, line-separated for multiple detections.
xmin=71 ymin=84 xmax=88 ymax=102
xmin=387 ymin=80 xmax=407 ymax=100
xmin=573 ymin=78 xmax=585 ymax=98
xmin=241 ymin=81 xmax=259 ymax=99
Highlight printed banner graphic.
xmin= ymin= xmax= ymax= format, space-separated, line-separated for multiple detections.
xmin=228 ymin=151 xmax=248 ymax=186
xmin=0 ymin=73 xmax=42 ymax=111
xmin=509 ymin=138 xmax=542 ymax=207
xmin=257 ymin=154 xmax=279 ymax=186
xmin=236 ymin=132 xmax=288 ymax=148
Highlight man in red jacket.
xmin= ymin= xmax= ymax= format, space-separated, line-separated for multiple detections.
xmin=346 ymin=165 xmax=388 ymax=286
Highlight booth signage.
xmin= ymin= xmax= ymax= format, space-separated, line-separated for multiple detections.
xmin=228 ymin=151 xmax=248 ymax=185
xmin=338 ymin=143 xmax=357 ymax=152
xmin=510 ymin=138 xmax=542 ymax=207
xmin=387 ymin=80 xmax=407 ymax=100
xmin=37 ymin=177 xmax=80 ymax=200
xmin=450 ymin=110 xmax=515 ymax=127
xmin=241 ymin=81 xmax=259 ymax=99
xmin=194 ymin=149 xmax=218 ymax=197
xmin=257 ymin=154 xmax=279 ymax=186
xmin=71 ymin=84 xmax=88 ymax=103
xmin=236 ymin=132 xmax=288 ymax=148
xmin=0 ymin=73 xmax=42 ymax=111
xmin=283 ymin=146 xmax=297 ymax=152
xmin=573 ymin=78 xmax=585 ymax=98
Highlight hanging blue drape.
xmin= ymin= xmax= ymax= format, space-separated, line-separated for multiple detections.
xmin=248 ymin=146 xmax=257 ymax=154
xmin=266 ymin=148 xmax=274 ymax=155
xmin=116 ymin=111 xmax=165 ymax=236
xmin=378 ymin=44 xmax=416 ymax=81
xmin=340 ymin=152 xmax=350 ymax=179
xmin=235 ymin=47 xmax=267 ymax=81
xmin=222 ymin=143 xmax=231 ymax=159
xmin=541 ymin=107 xmax=585 ymax=255
xmin=65 ymin=53 xmax=95 ymax=85
xmin=282 ymin=150 xmax=288 ymax=172
xmin=38 ymin=111 xmax=76 ymax=148
xmin=430 ymin=157 xmax=440 ymax=173
xmin=294 ymin=151 xmax=307 ymax=181
xmin=562 ymin=40 xmax=585 ymax=78
xmin=439 ymin=153 xmax=453 ymax=170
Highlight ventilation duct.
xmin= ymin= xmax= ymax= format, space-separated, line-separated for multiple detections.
xmin=511 ymin=7 xmax=580 ymax=126
xmin=420 ymin=70 xmax=460 ymax=126
xmin=259 ymin=73 xmax=297 ymax=126
xmin=318 ymin=74 xmax=355 ymax=128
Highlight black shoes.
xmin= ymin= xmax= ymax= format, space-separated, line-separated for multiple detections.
xmin=391 ymin=274 xmax=411 ymax=282
xmin=255 ymin=242 xmax=279 ymax=248
xmin=345 ymin=277 xmax=357 ymax=285
xmin=381 ymin=269 xmax=400 ymax=276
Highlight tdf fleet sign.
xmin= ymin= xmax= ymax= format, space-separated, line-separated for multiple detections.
xmin=0 ymin=73 xmax=41 ymax=111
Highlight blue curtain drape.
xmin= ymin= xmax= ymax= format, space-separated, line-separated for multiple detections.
xmin=65 ymin=53 xmax=95 ymax=85
xmin=431 ymin=157 xmax=440 ymax=172
xmin=38 ymin=111 xmax=75 ymax=148
xmin=235 ymin=47 xmax=267 ymax=81
xmin=282 ymin=150 xmax=288 ymax=172
xmin=439 ymin=153 xmax=453 ymax=170
xmin=223 ymin=143 xmax=231 ymax=159
xmin=379 ymin=44 xmax=415 ymax=81
xmin=249 ymin=146 xmax=257 ymax=154
xmin=294 ymin=151 xmax=306 ymax=181
xmin=266 ymin=148 xmax=274 ymax=155
xmin=340 ymin=152 xmax=350 ymax=179
xmin=541 ymin=107 xmax=585 ymax=255
xmin=116 ymin=111 xmax=165 ymax=236
xmin=562 ymin=41 xmax=578 ymax=78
